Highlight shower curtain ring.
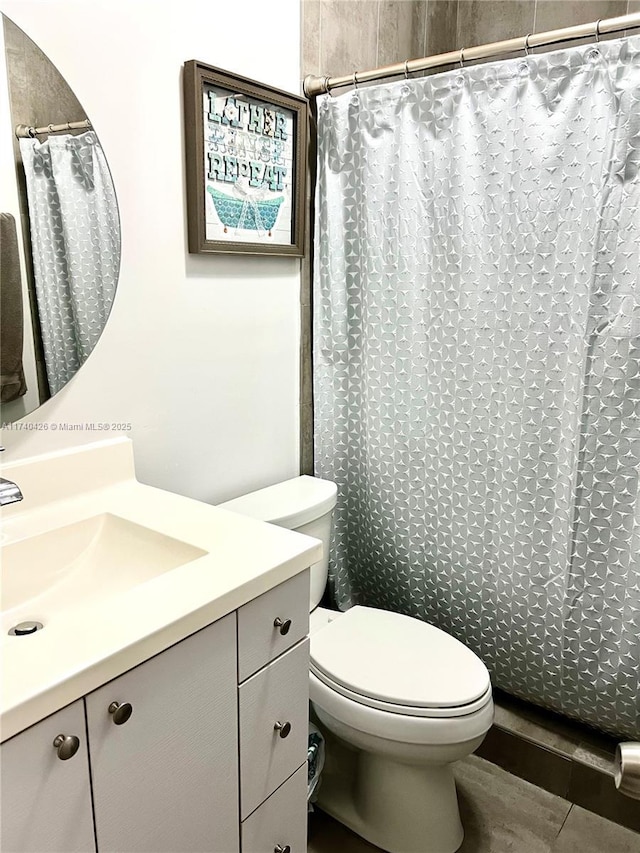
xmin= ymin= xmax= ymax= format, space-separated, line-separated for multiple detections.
xmin=404 ymin=60 xmax=410 ymax=79
xmin=594 ymin=19 xmax=601 ymax=42
xmin=352 ymin=71 xmax=359 ymax=90
xmin=459 ymin=48 xmax=466 ymax=68
xmin=524 ymin=33 xmax=532 ymax=56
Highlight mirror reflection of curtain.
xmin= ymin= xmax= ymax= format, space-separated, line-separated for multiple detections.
xmin=19 ymin=130 xmax=120 ymax=395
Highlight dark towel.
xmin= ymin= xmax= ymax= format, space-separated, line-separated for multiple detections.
xmin=0 ymin=212 xmax=27 ymax=402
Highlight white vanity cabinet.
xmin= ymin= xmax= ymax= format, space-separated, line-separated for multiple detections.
xmin=0 ymin=570 xmax=310 ymax=853
xmin=0 ymin=700 xmax=95 ymax=853
xmin=85 ymin=613 xmax=238 ymax=853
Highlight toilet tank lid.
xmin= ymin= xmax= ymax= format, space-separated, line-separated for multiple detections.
xmin=218 ymin=475 xmax=337 ymax=529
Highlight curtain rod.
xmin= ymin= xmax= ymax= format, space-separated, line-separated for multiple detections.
xmin=15 ymin=119 xmax=92 ymax=139
xmin=303 ymin=11 xmax=640 ymax=97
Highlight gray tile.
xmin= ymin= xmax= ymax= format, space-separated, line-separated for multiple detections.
xmin=457 ymin=0 xmax=536 ymax=48
xmin=302 ymin=0 xmax=322 ymax=78
xmin=410 ymin=0 xmax=429 ymax=58
xmin=492 ymin=704 xmax=579 ymax=755
xmin=573 ymin=741 xmax=616 ymax=775
xmin=476 ymin=726 xmax=573 ymax=797
xmin=491 ymin=689 xmax=583 ymax=757
xmin=300 ymin=401 xmax=314 ymax=475
xmin=534 ymin=0 xmax=628 ymax=35
xmin=308 ymin=807 xmax=381 ymax=852
xmin=301 ymin=257 xmax=312 ymax=307
xmin=318 ymin=0 xmax=379 ymax=78
xmin=4 ymin=15 xmax=86 ymax=132
xmin=494 ymin=689 xmax=616 ymax=766
xmin=626 ymin=1 xmax=640 ymax=37
xmin=567 ymin=761 xmax=640 ymax=834
xmin=456 ymin=754 xmax=572 ymax=853
xmin=377 ymin=1 xmax=426 ymax=67
xmin=427 ymin=0 xmax=460 ymax=54
xmin=534 ymin=0 xmax=629 ymax=48
xmin=552 ymin=805 xmax=640 ymax=853
xmin=300 ymin=300 xmax=313 ymax=405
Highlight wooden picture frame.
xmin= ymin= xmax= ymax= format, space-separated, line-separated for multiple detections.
xmin=183 ymin=60 xmax=307 ymax=256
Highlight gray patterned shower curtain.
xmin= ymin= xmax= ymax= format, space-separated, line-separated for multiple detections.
xmin=313 ymin=37 xmax=640 ymax=739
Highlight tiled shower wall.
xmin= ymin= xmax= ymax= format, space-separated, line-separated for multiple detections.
xmin=300 ymin=0 xmax=639 ymax=473
xmin=302 ymin=0 xmax=638 ymax=82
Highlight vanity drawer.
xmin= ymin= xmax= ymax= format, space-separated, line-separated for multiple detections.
xmin=241 ymin=763 xmax=307 ymax=853
xmin=237 ymin=569 xmax=309 ymax=681
xmin=239 ymin=638 xmax=309 ymax=819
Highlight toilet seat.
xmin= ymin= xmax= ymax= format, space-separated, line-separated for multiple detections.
xmin=310 ymin=671 xmax=494 ymax=746
xmin=310 ymin=663 xmax=492 ymax=718
xmin=310 ymin=605 xmax=491 ymax=717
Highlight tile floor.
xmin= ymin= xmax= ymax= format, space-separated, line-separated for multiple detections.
xmin=307 ymin=755 xmax=640 ymax=853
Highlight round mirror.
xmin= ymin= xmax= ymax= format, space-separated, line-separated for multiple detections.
xmin=0 ymin=15 xmax=120 ymax=424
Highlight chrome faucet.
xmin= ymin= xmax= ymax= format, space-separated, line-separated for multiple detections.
xmin=0 ymin=446 xmax=23 ymax=505
xmin=0 ymin=478 xmax=23 ymax=505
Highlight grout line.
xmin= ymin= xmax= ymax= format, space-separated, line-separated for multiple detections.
xmin=555 ymin=803 xmax=574 ymax=841
xmin=532 ymin=0 xmax=538 ymax=36
xmin=453 ymin=0 xmax=459 ymax=52
xmin=424 ymin=0 xmax=429 ymax=57
xmin=376 ymin=0 xmax=381 ymax=67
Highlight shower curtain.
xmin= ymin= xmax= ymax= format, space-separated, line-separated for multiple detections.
xmin=314 ymin=36 xmax=640 ymax=740
xmin=19 ymin=131 xmax=120 ymax=395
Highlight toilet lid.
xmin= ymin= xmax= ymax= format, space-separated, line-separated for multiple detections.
xmin=310 ymin=606 xmax=490 ymax=709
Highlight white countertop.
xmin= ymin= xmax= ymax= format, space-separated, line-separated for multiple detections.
xmin=0 ymin=439 xmax=322 ymax=742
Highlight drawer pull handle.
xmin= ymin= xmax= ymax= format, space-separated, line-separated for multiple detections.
xmin=108 ymin=701 xmax=133 ymax=725
xmin=274 ymin=720 xmax=292 ymax=738
xmin=273 ymin=617 xmax=292 ymax=635
xmin=274 ymin=846 xmax=291 ymax=853
xmin=53 ymin=734 xmax=80 ymax=760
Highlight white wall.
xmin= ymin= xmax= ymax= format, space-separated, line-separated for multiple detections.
xmin=0 ymin=0 xmax=302 ymax=503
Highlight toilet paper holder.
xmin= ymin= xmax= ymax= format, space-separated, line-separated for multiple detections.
xmin=614 ymin=742 xmax=640 ymax=800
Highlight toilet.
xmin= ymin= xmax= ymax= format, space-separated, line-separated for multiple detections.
xmin=220 ymin=475 xmax=494 ymax=853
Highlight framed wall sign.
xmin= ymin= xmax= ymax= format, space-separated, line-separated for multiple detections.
xmin=183 ymin=60 xmax=307 ymax=256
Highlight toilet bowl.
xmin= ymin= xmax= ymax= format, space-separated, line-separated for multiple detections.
xmin=309 ymin=604 xmax=493 ymax=852
xmin=219 ymin=476 xmax=494 ymax=853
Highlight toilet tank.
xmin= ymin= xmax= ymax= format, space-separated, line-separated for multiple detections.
xmin=218 ymin=476 xmax=337 ymax=611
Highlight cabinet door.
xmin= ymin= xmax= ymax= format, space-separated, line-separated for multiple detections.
xmin=0 ymin=700 xmax=95 ymax=853
xmin=85 ymin=614 xmax=239 ymax=853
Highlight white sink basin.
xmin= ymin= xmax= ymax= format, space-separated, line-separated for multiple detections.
xmin=2 ymin=514 xmax=207 ymax=630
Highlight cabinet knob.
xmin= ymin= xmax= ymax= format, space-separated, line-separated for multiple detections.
xmin=273 ymin=617 xmax=291 ymax=636
xmin=274 ymin=846 xmax=291 ymax=853
xmin=108 ymin=701 xmax=133 ymax=725
xmin=274 ymin=720 xmax=291 ymax=738
xmin=53 ymin=734 xmax=80 ymax=760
